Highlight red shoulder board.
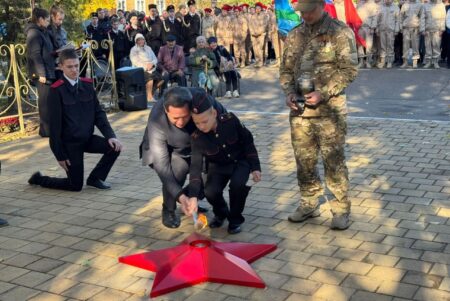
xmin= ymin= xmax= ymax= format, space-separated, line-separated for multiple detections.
xmin=51 ymin=79 xmax=64 ymax=88
xmin=80 ymin=77 xmax=94 ymax=83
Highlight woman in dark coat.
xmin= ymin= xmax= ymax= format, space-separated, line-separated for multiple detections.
xmin=26 ymin=7 xmax=56 ymax=137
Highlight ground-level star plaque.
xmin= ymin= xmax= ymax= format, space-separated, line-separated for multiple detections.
xmin=118 ymin=232 xmax=277 ymax=298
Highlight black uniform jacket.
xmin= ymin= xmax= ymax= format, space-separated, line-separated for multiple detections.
xmin=48 ymin=77 xmax=116 ymax=161
xmin=188 ymin=112 xmax=261 ymax=198
xmin=140 ymin=90 xmax=226 ymax=201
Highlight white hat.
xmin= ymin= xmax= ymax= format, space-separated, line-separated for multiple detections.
xmin=135 ymin=33 xmax=145 ymax=42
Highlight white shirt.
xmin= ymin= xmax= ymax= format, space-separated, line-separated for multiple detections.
xmin=64 ymin=74 xmax=78 ymax=86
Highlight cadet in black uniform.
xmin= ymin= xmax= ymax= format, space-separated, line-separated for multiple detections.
xmin=28 ymin=48 xmax=122 ymax=191
xmin=144 ymin=4 xmax=164 ymax=55
xmin=187 ymin=94 xmax=262 ymax=234
xmin=162 ymin=5 xmax=184 ymax=46
xmin=182 ymin=0 xmax=202 ymax=54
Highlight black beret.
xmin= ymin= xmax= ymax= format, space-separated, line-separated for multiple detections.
xmin=148 ymin=4 xmax=157 ymax=10
xmin=91 ymin=12 xmax=98 ymax=18
xmin=187 ymin=0 xmax=196 ymax=6
xmin=167 ymin=4 xmax=175 ymax=11
xmin=191 ymin=88 xmax=212 ymax=114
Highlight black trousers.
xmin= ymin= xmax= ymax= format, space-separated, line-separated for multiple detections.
xmin=159 ymin=154 xmax=190 ymax=213
xmin=38 ymin=135 xmax=120 ymax=191
xmin=162 ymin=70 xmax=187 ymax=89
xmin=223 ymin=71 xmax=238 ymax=92
xmin=204 ymin=161 xmax=251 ymax=225
xmin=36 ymin=81 xmax=52 ymax=137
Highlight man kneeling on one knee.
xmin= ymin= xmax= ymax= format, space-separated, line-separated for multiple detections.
xmin=184 ymin=95 xmax=262 ymax=234
xmin=29 ymin=48 xmax=122 ymax=191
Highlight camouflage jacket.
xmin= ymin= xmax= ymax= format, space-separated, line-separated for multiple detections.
xmin=420 ymin=2 xmax=446 ymax=32
xmin=280 ymin=13 xmax=358 ymax=117
xmin=248 ymin=12 xmax=269 ymax=36
xmin=215 ymin=15 xmax=234 ymax=44
xmin=232 ymin=15 xmax=249 ymax=40
xmin=202 ymin=15 xmax=216 ymax=38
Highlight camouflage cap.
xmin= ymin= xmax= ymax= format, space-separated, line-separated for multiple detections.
xmin=295 ymin=0 xmax=324 ymax=12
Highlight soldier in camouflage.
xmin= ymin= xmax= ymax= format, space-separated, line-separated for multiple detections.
xmin=232 ymin=6 xmax=249 ymax=67
xmin=279 ymin=0 xmax=358 ymax=229
xmin=249 ymin=2 xmax=270 ymax=67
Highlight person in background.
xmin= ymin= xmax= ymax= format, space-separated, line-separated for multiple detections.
xmin=144 ymin=4 xmax=163 ymax=55
xmin=125 ymin=12 xmax=144 ymax=51
xmin=188 ymin=35 xmax=219 ymax=93
xmin=26 ymin=7 xmax=56 ymax=138
xmin=109 ymin=17 xmax=128 ymax=68
xmin=158 ymin=34 xmax=187 ymax=89
xmin=208 ymin=36 xmax=239 ymax=98
xmin=130 ymin=33 xmax=161 ymax=102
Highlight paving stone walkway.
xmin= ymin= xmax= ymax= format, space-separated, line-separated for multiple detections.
xmin=0 ymin=68 xmax=449 ymax=301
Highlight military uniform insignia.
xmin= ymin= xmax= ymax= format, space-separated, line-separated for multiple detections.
xmin=193 ymin=108 xmax=198 ymax=113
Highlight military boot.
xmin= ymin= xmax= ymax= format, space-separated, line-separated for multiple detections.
xmin=330 ymin=211 xmax=350 ymax=230
xmin=376 ymin=57 xmax=385 ymax=69
xmin=412 ymin=59 xmax=418 ymax=69
xmin=422 ymin=59 xmax=431 ymax=68
xmin=288 ymin=203 xmax=320 ymax=223
xmin=386 ymin=57 xmax=393 ymax=69
xmin=433 ymin=59 xmax=440 ymax=69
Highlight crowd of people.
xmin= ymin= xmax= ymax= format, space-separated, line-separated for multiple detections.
xmin=24 ymin=0 xmax=450 ymax=133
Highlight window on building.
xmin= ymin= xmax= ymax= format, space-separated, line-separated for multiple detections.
xmin=136 ymin=0 xmax=145 ymax=12
xmin=118 ymin=0 xmax=126 ymax=10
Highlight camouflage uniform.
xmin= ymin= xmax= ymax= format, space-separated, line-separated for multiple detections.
xmin=420 ymin=0 xmax=446 ymax=68
xmin=279 ymin=13 xmax=358 ymax=214
xmin=249 ymin=12 xmax=269 ymax=66
xmin=377 ymin=1 xmax=400 ymax=68
xmin=215 ymin=14 xmax=234 ymax=52
xmin=399 ymin=0 xmax=423 ymax=67
xmin=357 ymin=0 xmax=379 ymax=67
xmin=202 ymin=15 xmax=216 ymax=39
xmin=267 ymin=10 xmax=282 ymax=64
xmin=233 ymin=14 xmax=249 ymax=66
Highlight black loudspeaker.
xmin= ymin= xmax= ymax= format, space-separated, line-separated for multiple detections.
xmin=116 ymin=67 xmax=147 ymax=111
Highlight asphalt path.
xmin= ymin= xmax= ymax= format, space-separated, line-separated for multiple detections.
xmin=222 ymin=66 xmax=450 ymax=121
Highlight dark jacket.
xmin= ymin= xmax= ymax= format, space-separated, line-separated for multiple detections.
xmin=144 ymin=16 xmax=163 ymax=54
xmin=25 ymin=23 xmax=56 ymax=79
xmin=212 ymin=45 xmax=233 ymax=75
xmin=182 ymin=13 xmax=202 ymax=52
xmin=47 ymin=23 xmax=67 ymax=50
xmin=48 ymin=77 xmax=116 ymax=161
xmin=188 ymin=112 xmax=261 ymax=198
xmin=162 ymin=18 xmax=184 ymax=45
xmin=139 ymin=88 xmax=226 ymax=201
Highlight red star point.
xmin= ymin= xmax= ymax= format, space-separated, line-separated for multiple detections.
xmin=118 ymin=233 xmax=277 ymax=298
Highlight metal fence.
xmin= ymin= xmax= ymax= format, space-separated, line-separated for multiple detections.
xmin=0 ymin=39 xmax=118 ymax=137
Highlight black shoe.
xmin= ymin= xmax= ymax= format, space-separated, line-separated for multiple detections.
xmin=0 ymin=218 xmax=8 ymax=228
xmin=227 ymin=224 xmax=242 ymax=234
xmin=209 ymin=216 xmax=225 ymax=228
xmin=86 ymin=178 xmax=111 ymax=190
xmin=28 ymin=171 xmax=42 ymax=185
xmin=162 ymin=211 xmax=181 ymax=228
xmin=197 ymin=205 xmax=208 ymax=213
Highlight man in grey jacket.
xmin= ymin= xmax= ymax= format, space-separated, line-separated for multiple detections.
xmin=140 ymin=87 xmax=225 ymax=228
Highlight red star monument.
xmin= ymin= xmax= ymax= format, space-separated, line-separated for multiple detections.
xmin=119 ymin=232 xmax=277 ymax=298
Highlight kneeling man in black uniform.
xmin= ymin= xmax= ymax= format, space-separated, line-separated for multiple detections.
xmin=186 ymin=94 xmax=262 ymax=234
xmin=29 ymin=48 xmax=122 ymax=191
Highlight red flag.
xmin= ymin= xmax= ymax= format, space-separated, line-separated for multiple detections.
xmin=324 ymin=0 xmax=337 ymax=18
xmin=343 ymin=0 xmax=366 ymax=47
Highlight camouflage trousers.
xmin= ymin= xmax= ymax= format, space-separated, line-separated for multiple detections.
xmin=290 ymin=115 xmax=350 ymax=213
